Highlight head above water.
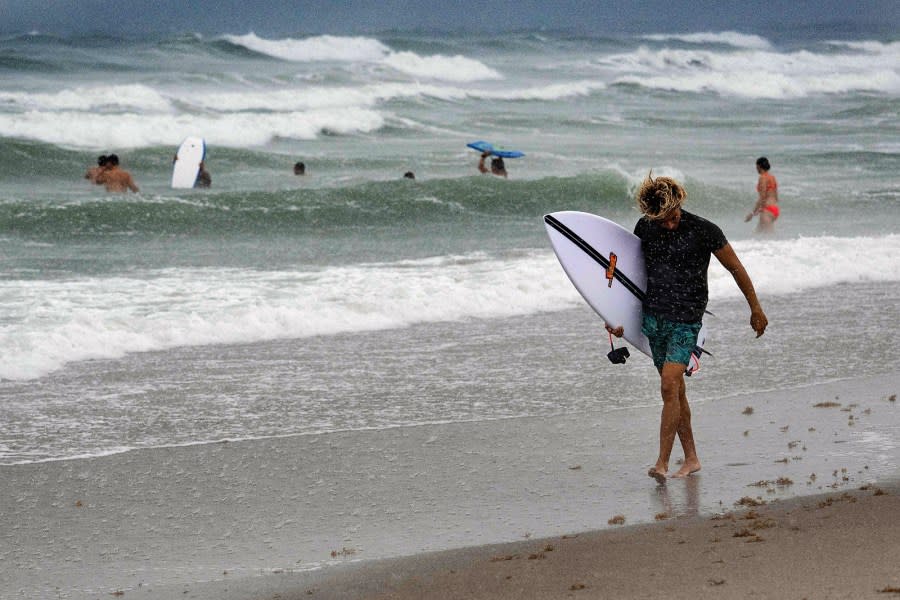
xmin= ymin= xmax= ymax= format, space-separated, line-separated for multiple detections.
xmin=636 ymin=172 xmax=686 ymax=221
xmin=106 ymin=154 xmax=119 ymax=166
xmin=97 ymin=154 xmax=108 ymax=166
xmin=294 ymin=161 xmax=306 ymax=175
xmin=756 ymin=156 xmax=771 ymax=171
xmin=403 ymin=171 xmax=415 ymax=179
xmin=490 ymin=157 xmax=506 ymax=174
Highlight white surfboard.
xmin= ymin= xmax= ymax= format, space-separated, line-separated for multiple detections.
xmin=171 ymin=137 xmax=206 ymax=189
xmin=544 ymin=211 xmax=708 ymax=374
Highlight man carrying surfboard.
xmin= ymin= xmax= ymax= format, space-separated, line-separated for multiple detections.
xmin=608 ymin=174 xmax=767 ymax=483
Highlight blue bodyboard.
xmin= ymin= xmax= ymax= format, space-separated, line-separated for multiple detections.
xmin=467 ymin=141 xmax=525 ymax=159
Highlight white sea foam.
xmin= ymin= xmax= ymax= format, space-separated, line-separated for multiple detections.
xmin=825 ymin=40 xmax=900 ymax=54
xmin=710 ymin=235 xmax=900 ymax=298
xmin=224 ymin=33 xmax=390 ymax=62
xmin=2 ymin=234 xmax=898 ymax=381
xmin=382 ymin=51 xmax=501 ymax=82
xmin=225 ymin=33 xmax=501 ymax=82
xmin=0 ymin=84 xmax=173 ymax=112
xmin=641 ymin=31 xmax=772 ymax=50
xmin=0 ymin=253 xmax=577 ymax=380
xmin=0 ymin=79 xmax=604 ymax=147
xmin=165 ymin=81 xmax=594 ymax=114
xmin=0 ymin=107 xmax=384 ymax=148
xmin=192 ymin=81 xmax=603 ymax=112
xmin=469 ymin=81 xmax=604 ymax=101
xmin=608 ymin=43 xmax=900 ymax=98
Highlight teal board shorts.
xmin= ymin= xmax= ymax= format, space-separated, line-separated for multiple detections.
xmin=641 ymin=312 xmax=702 ymax=371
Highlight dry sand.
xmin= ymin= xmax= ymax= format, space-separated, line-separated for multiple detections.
xmin=279 ymin=484 xmax=900 ymax=600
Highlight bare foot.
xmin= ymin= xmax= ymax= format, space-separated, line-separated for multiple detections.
xmin=672 ymin=459 xmax=701 ymax=478
xmin=648 ymin=467 xmax=667 ymax=484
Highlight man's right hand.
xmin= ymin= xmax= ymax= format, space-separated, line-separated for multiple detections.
xmin=750 ymin=309 xmax=768 ymax=337
xmin=605 ymin=324 xmax=624 ymax=338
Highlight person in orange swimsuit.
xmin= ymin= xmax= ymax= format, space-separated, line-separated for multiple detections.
xmin=745 ymin=156 xmax=779 ymax=233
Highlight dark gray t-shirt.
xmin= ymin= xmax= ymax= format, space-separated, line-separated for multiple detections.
xmin=633 ymin=210 xmax=728 ymax=323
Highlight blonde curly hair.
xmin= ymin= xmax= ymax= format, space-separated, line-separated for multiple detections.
xmin=636 ymin=171 xmax=686 ymax=220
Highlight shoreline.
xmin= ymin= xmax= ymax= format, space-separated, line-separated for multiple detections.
xmin=5 ymin=281 xmax=899 ymax=469
xmin=0 ymin=370 xmax=880 ymax=468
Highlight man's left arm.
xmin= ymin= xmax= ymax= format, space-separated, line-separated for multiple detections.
xmin=713 ymin=243 xmax=767 ymax=337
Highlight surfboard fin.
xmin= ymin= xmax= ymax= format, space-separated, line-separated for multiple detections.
xmin=685 ymin=345 xmax=710 ymax=377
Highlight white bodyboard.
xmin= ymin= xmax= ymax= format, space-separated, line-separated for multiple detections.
xmin=544 ymin=211 xmax=708 ymax=373
xmin=171 ymin=137 xmax=205 ymax=189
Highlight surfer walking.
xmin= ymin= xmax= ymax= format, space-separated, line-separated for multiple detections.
xmin=745 ymin=156 xmax=779 ymax=233
xmin=478 ymin=151 xmax=507 ymax=178
xmin=608 ymin=174 xmax=767 ymax=483
xmin=96 ymin=154 xmax=139 ymax=193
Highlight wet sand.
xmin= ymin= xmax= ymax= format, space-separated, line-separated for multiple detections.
xmin=280 ymin=483 xmax=900 ymax=600
xmin=0 ymin=373 xmax=896 ymax=599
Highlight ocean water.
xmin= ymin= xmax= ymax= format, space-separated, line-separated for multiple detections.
xmin=1 ymin=29 xmax=899 ymax=466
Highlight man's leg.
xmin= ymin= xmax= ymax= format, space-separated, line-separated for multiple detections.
xmin=672 ymin=376 xmax=701 ymax=477
xmin=650 ymin=362 xmax=686 ymax=481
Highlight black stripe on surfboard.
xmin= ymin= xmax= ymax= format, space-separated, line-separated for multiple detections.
xmin=544 ymin=214 xmax=645 ymax=302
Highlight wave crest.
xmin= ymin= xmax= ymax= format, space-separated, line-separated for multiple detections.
xmin=383 ymin=51 xmax=501 ymax=82
xmin=641 ymin=31 xmax=772 ymax=50
xmin=609 ymin=43 xmax=900 ymax=98
xmin=223 ymin=32 xmax=501 ymax=82
xmin=0 ymin=107 xmax=384 ymax=148
xmin=0 ymin=84 xmax=172 ymax=112
xmin=222 ymin=32 xmax=390 ymax=62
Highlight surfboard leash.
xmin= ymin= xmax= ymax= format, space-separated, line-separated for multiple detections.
xmin=607 ymin=331 xmax=630 ymax=364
